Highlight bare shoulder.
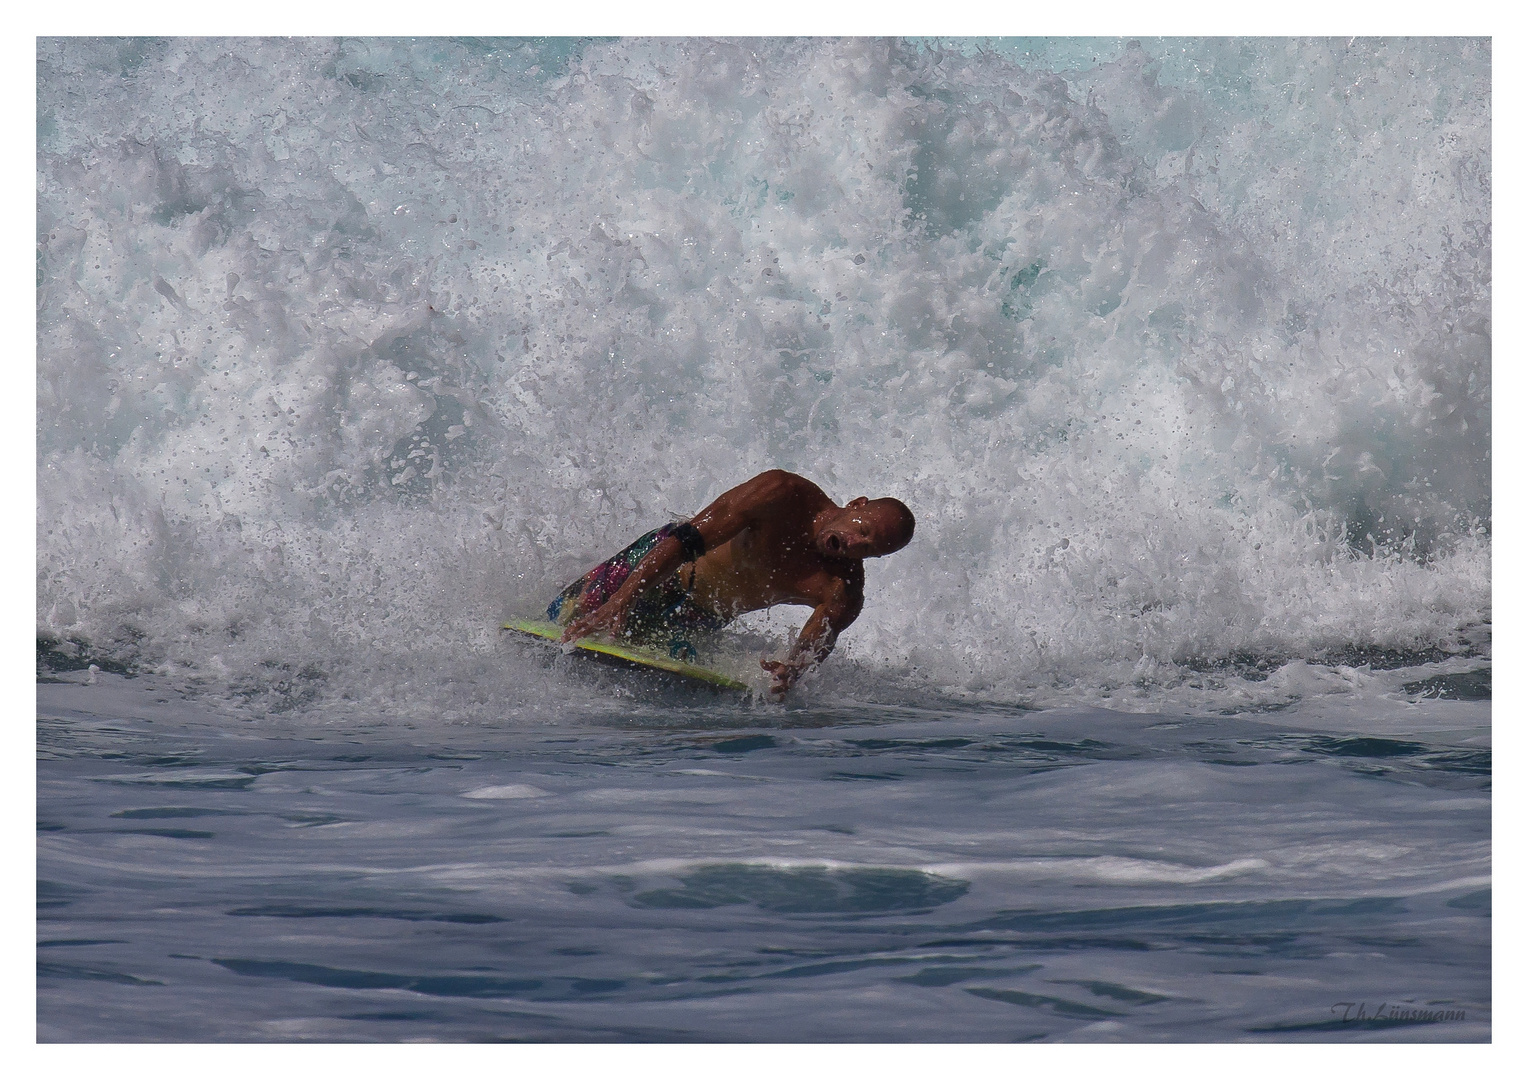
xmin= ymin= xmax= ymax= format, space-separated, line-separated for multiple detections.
xmin=742 ymin=469 xmax=831 ymax=507
xmin=806 ymin=558 xmax=863 ymax=607
xmin=839 ymin=559 xmax=865 ymax=601
xmin=821 ymin=562 xmax=865 ymax=621
xmin=694 ymin=470 xmax=829 ymax=536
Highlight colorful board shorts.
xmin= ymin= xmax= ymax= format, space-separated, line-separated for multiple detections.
xmin=546 ymin=523 xmax=727 ymax=661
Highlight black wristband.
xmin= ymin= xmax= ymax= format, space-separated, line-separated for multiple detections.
xmin=672 ymin=521 xmax=707 ymax=561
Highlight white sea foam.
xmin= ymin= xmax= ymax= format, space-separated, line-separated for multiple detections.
xmin=461 ymin=784 xmax=553 ymax=800
xmin=36 ymin=38 xmax=1490 ymax=718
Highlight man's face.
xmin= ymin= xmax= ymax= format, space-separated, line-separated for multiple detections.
xmin=816 ymin=499 xmax=894 ymax=559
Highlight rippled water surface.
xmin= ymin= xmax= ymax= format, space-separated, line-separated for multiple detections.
xmin=38 ymin=672 xmax=1489 ymax=1042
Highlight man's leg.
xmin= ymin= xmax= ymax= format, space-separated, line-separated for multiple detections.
xmin=546 ymin=525 xmax=677 ymax=625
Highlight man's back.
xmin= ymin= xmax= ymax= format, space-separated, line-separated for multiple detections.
xmin=685 ymin=471 xmax=864 ymax=620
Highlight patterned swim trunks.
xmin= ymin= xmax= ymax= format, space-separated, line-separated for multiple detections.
xmin=546 ymin=523 xmax=727 ymax=660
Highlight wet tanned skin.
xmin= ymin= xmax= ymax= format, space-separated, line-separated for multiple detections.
xmin=560 ymin=470 xmax=910 ymax=695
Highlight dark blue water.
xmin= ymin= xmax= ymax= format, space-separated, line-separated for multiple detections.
xmin=38 ymin=671 xmax=1489 ymax=1042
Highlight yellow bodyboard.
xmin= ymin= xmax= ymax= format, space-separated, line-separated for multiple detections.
xmin=502 ymin=619 xmax=750 ymax=691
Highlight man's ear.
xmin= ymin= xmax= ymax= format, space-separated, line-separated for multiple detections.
xmin=847 ymin=496 xmax=869 ymax=509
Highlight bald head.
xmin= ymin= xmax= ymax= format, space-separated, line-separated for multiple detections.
xmin=817 ymin=495 xmax=916 ymax=559
xmin=864 ymin=497 xmax=916 ymax=555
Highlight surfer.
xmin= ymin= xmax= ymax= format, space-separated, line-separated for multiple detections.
xmin=550 ymin=470 xmax=915 ymax=695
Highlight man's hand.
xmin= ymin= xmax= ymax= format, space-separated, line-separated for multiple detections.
xmin=759 ymin=587 xmax=854 ymax=696
xmin=760 ymin=658 xmax=805 ymax=696
xmin=560 ymin=598 xmax=629 ymax=643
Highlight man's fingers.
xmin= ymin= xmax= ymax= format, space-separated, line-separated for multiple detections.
xmin=561 ymin=605 xmax=624 ymax=643
xmin=759 ymin=659 xmax=793 ymax=695
xmin=560 ymin=613 xmax=601 ymax=642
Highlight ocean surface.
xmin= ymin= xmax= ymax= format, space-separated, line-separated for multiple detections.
xmin=37 ymin=37 xmax=1490 ymax=1042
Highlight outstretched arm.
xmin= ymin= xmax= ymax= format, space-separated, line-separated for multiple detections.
xmin=760 ymin=577 xmax=863 ymax=695
xmin=560 ymin=470 xmax=804 ymax=643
